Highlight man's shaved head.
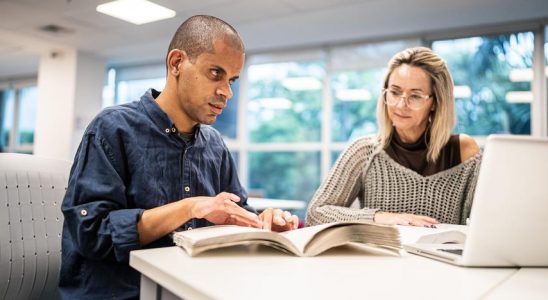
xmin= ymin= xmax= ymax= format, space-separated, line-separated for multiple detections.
xmin=167 ymin=15 xmax=245 ymax=64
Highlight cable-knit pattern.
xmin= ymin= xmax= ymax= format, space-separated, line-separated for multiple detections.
xmin=306 ymin=136 xmax=481 ymax=226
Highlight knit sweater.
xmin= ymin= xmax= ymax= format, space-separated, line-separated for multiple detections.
xmin=306 ymin=136 xmax=482 ymax=226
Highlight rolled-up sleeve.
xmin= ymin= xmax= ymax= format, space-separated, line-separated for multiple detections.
xmin=62 ymin=132 xmax=143 ymax=263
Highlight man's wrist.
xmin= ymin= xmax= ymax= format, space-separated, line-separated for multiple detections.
xmin=179 ymin=197 xmax=197 ymax=220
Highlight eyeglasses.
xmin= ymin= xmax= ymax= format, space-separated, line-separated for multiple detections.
xmin=383 ymin=88 xmax=432 ymax=110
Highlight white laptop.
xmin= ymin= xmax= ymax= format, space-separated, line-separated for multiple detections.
xmin=404 ymin=134 xmax=548 ymax=267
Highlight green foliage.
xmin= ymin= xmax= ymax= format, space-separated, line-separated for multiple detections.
xmin=248 ymin=151 xmax=321 ymax=217
xmin=245 ymin=33 xmax=534 ymax=209
xmin=436 ymin=33 xmax=533 ymax=135
xmin=1 ymin=129 xmax=8 ymax=148
xmin=331 ymin=69 xmax=384 ymax=141
xmin=247 ymin=62 xmax=324 ymax=143
xmin=19 ymin=130 xmax=34 ymax=144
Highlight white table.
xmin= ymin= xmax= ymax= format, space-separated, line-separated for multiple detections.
xmin=484 ymin=268 xmax=548 ymax=300
xmin=130 ymin=245 xmax=520 ymax=300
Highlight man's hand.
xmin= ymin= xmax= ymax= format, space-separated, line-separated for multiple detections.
xmin=374 ymin=211 xmax=439 ymax=227
xmin=259 ymin=208 xmax=299 ymax=232
xmin=191 ymin=192 xmax=263 ymax=228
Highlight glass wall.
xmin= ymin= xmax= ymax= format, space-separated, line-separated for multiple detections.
xmin=329 ymin=40 xmax=420 ymax=142
xmin=245 ymin=58 xmax=325 ymax=215
xmin=0 ymin=90 xmax=14 ymax=151
xmin=432 ymin=32 xmax=534 ymax=135
xmin=247 ymin=61 xmax=324 ymax=143
xmin=0 ymin=85 xmax=38 ymax=153
xmin=106 ymin=26 xmax=547 ymax=217
xmin=248 ymin=151 xmax=321 ymax=202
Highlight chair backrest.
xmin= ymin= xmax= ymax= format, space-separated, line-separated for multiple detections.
xmin=0 ymin=153 xmax=72 ymax=300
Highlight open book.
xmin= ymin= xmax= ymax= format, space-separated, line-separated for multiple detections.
xmin=172 ymin=221 xmax=401 ymax=257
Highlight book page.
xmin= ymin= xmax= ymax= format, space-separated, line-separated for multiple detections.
xmin=175 ymin=225 xmax=267 ymax=245
xmin=302 ymin=223 xmax=400 ymax=256
xmin=278 ymin=223 xmax=336 ymax=253
xmin=280 ymin=221 xmax=400 ymax=256
xmin=173 ymin=225 xmax=300 ymax=256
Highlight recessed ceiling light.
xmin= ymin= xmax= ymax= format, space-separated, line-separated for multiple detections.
xmin=96 ymin=0 xmax=176 ymax=25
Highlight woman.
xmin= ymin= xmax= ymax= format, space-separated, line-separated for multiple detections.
xmin=306 ymin=47 xmax=480 ymax=227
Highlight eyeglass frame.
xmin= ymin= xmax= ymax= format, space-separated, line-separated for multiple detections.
xmin=382 ymin=88 xmax=432 ymax=110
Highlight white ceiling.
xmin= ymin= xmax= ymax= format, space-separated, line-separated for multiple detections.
xmin=0 ymin=0 xmax=547 ymax=80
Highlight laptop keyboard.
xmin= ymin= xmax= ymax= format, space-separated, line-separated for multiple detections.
xmin=438 ymin=249 xmax=463 ymax=256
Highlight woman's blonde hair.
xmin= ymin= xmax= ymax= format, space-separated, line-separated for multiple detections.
xmin=376 ymin=47 xmax=455 ymax=163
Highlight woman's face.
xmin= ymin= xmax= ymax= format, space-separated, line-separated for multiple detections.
xmin=386 ymin=64 xmax=434 ymax=140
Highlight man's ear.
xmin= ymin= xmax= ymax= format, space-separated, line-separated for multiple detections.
xmin=168 ymin=49 xmax=186 ymax=77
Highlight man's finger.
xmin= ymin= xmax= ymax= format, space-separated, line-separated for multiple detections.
xmin=230 ymin=214 xmax=261 ymax=228
xmin=224 ymin=200 xmax=261 ymax=225
xmin=220 ymin=192 xmax=240 ymax=203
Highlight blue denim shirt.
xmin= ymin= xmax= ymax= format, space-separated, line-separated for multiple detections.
xmin=59 ymin=89 xmax=253 ymax=300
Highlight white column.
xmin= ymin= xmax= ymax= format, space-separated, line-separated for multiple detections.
xmin=34 ymin=48 xmax=105 ymax=161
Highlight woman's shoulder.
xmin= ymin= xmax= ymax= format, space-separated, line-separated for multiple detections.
xmin=332 ymin=135 xmax=382 ymax=167
xmin=458 ymin=133 xmax=481 ymax=162
xmin=346 ymin=135 xmax=381 ymax=153
xmin=349 ymin=135 xmax=380 ymax=147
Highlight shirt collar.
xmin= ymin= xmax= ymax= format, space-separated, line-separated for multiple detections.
xmin=141 ymin=88 xmax=204 ymax=145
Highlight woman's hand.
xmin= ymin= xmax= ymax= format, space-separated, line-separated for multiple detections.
xmin=374 ymin=211 xmax=439 ymax=227
xmin=259 ymin=208 xmax=299 ymax=232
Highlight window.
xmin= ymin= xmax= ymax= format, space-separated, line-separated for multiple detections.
xmin=117 ymin=77 xmax=165 ymax=104
xmin=248 ymin=151 xmax=320 ymax=202
xmin=247 ymin=61 xmax=324 ymax=143
xmin=0 ymin=85 xmax=38 ymax=153
xmin=330 ymin=69 xmax=382 ymax=142
xmin=245 ymin=56 xmax=325 ymax=216
xmin=329 ymin=40 xmax=420 ymax=142
xmin=100 ymin=25 xmax=547 ymax=217
xmin=431 ymin=32 xmax=535 ymax=135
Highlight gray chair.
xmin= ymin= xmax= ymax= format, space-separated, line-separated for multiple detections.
xmin=0 ymin=153 xmax=72 ymax=300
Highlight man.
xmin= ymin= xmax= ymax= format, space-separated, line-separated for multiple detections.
xmin=59 ymin=15 xmax=298 ymax=299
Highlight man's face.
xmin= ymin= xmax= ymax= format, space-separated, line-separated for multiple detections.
xmin=176 ymin=38 xmax=245 ymax=126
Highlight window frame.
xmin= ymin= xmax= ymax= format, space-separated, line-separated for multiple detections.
xmin=0 ymin=78 xmax=38 ymax=153
xmin=105 ymin=21 xmax=548 ymax=203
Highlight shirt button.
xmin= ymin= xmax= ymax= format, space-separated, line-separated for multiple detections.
xmin=184 ymin=186 xmax=190 ymax=192
xmin=171 ymin=127 xmax=176 ymax=132
xmin=187 ymin=227 xmax=193 ymax=231
xmin=80 ymin=209 xmax=88 ymax=216
xmin=165 ymin=128 xmax=170 ymax=133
